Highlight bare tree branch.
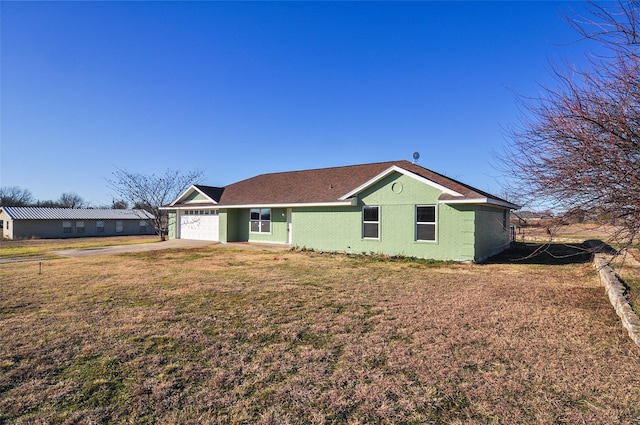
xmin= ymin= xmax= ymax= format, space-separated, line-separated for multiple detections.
xmin=0 ymin=186 xmax=34 ymax=207
xmin=107 ymin=168 xmax=204 ymax=240
xmin=500 ymin=1 xmax=640 ymax=249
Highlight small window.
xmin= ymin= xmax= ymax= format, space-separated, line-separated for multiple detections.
xmin=96 ymin=221 xmax=105 ymax=233
xmin=250 ymin=208 xmax=271 ymax=233
xmin=76 ymin=221 xmax=85 ymax=234
xmin=116 ymin=220 xmax=124 ymax=233
xmin=416 ymin=206 xmax=436 ymax=242
xmin=363 ymin=206 xmax=379 ymax=239
xmin=63 ymin=221 xmax=72 ymax=234
xmin=139 ymin=220 xmax=147 ymax=233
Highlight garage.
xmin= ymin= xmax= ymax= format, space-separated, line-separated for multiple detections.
xmin=179 ymin=210 xmax=219 ymax=241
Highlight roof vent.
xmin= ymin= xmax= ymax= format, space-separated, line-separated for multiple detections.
xmin=412 ymin=152 xmax=420 ymax=164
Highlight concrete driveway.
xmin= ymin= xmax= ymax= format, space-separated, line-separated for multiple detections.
xmin=52 ymin=239 xmax=218 ymax=258
xmin=52 ymin=240 xmax=291 ymax=258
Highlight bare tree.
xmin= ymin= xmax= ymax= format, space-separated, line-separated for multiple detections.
xmin=58 ymin=192 xmax=86 ymax=209
xmin=107 ymin=168 xmax=204 ymax=240
xmin=111 ymin=199 xmax=128 ymax=209
xmin=0 ymin=186 xmax=34 ymax=206
xmin=501 ymin=1 xmax=640 ymax=247
xmin=36 ymin=199 xmax=61 ymax=208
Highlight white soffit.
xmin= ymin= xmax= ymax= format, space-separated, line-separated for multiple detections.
xmin=440 ymin=197 xmax=520 ymax=209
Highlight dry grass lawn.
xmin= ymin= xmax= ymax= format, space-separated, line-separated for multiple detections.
xmin=611 ymin=247 xmax=640 ymax=315
xmin=1 ymin=243 xmax=640 ymax=424
xmin=0 ymin=235 xmax=158 ymax=259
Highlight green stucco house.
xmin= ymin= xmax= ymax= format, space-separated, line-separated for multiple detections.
xmin=163 ymin=160 xmax=519 ymax=262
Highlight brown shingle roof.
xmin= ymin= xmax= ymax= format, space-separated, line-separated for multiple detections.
xmin=213 ymin=160 xmax=517 ymax=208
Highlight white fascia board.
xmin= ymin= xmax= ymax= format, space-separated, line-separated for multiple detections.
xmin=160 ymin=205 xmax=219 ymax=211
xmin=221 ymin=200 xmax=357 ymax=209
xmin=169 ymin=185 xmax=196 ymax=206
xmin=162 ymin=200 xmax=357 ymax=211
xmin=338 ymin=165 xmax=462 ymax=201
xmin=440 ymin=198 xmax=520 ymax=209
xmin=169 ymin=185 xmax=218 ymax=206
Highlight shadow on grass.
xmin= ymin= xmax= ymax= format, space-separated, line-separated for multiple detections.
xmin=484 ymin=242 xmax=594 ymax=265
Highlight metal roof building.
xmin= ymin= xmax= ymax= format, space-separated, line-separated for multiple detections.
xmin=0 ymin=206 xmax=155 ymax=240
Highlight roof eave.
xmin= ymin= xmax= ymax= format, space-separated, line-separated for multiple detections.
xmin=162 ymin=200 xmax=357 ymax=210
xmin=439 ymin=197 xmax=520 ymax=209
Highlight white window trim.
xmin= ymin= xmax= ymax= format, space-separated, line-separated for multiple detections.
xmin=416 ymin=205 xmax=437 ymax=243
xmin=362 ymin=205 xmax=380 ymax=240
xmin=250 ymin=208 xmax=272 ymax=234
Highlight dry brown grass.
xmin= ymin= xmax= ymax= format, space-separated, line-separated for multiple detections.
xmin=611 ymin=247 xmax=640 ymax=316
xmin=0 ymin=235 xmax=158 ymax=259
xmin=515 ymin=223 xmax=619 ymax=243
xmin=1 ymin=243 xmax=640 ymax=424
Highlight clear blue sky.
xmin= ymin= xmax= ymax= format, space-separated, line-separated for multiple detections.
xmin=1 ymin=1 xmax=598 ymax=207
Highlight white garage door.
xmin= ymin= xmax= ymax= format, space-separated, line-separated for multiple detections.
xmin=179 ymin=211 xmax=219 ymax=241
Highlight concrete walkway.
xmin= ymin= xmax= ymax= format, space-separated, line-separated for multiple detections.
xmin=52 ymin=239 xmax=219 ymax=258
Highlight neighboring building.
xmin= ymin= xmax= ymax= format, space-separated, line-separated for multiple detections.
xmin=162 ymin=160 xmax=520 ymax=262
xmin=0 ymin=207 xmax=155 ymax=239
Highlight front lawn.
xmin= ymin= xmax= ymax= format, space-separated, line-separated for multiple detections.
xmin=1 ymin=244 xmax=639 ymax=423
xmin=0 ymin=235 xmax=157 ymax=259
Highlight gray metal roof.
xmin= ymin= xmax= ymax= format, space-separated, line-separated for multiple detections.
xmin=0 ymin=206 xmax=154 ymax=220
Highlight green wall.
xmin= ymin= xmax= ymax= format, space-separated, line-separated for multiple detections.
xmin=218 ymin=209 xmax=228 ymax=243
xmin=168 ymin=212 xmax=177 ymax=239
xmin=248 ymin=207 xmax=288 ymax=244
xmin=184 ymin=191 xmax=208 ymax=202
xmin=224 ymin=209 xmax=246 ymax=242
xmin=291 ymin=173 xmax=477 ymax=261
xmin=223 ymin=208 xmax=288 ymax=244
xmin=474 ymin=206 xmax=511 ymax=262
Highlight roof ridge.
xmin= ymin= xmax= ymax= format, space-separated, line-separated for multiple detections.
xmin=247 ymin=160 xmax=407 ymax=177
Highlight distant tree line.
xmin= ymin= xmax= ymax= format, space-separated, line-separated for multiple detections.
xmin=2 ymin=167 xmax=204 ymax=241
xmin=0 ymin=186 xmax=131 ymax=209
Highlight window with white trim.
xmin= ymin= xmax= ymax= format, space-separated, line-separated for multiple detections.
xmin=250 ymin=208 xmax=271 ymax=233
xmin=76 ymin=221 xmax=85 ymax=234
xmin=63 ymin=221 xmax=72 ymax=234
xmin=139 ymin=220 xmax=147 ymax=233
xmin=416 ymin=205 xmax=436 ymax=242
xmin=96 ymin=221 xmax=105 ymax=233
xmin=116 ymin=220 xmax=124 ymax=233
xmin=363 ymin=206 xmax=380 ymax=239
